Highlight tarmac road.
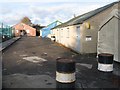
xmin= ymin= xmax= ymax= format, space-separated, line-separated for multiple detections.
xmin=2 ymin=36 xmax=76 ymax=88
xmin=2 ymin=36 xmax=120 ymax=88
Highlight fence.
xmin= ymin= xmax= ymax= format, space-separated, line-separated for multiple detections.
xmin=0 ymin=22 xmax=15 ymax=42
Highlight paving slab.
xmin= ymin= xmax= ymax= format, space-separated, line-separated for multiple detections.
xmin=0 ymin=37 xmax=20 ymax=89
xmin=0 ymin=37 xmax=20 ymax=51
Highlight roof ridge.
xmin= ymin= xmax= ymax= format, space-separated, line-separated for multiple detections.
xmin=53 ymin=1 xmax=118 ymax=29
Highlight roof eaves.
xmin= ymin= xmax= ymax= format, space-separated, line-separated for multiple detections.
xmin=70 ymin=2 xmax=117 ymax=25
xmin=53 ymin=2 xmax=117 ymax=29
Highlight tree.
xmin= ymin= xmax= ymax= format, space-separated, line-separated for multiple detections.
xmin=20 ymin=16 xmax=32 ymax=25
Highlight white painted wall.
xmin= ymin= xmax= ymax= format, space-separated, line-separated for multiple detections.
xmin=52 ymin=25 xmax=81 ymax=53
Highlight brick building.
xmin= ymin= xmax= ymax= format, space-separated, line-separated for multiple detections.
xmin=13 ymin=23 xmax=36 ymax=37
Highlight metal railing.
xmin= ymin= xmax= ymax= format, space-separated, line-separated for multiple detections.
xmin=0 ymin=22 xmax=15 ymax=42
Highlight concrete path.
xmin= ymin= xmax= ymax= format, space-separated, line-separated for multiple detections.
xmin=2 ymin=36 xmax=120 ymax=89
xmin=0 ymin=37 xmax=20 ymax=89
xmin=0 ymin=37 xmax=20 ymax=51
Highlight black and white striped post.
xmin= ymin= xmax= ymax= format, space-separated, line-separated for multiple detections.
xmin=56 ymin=58 xmax=76 ymax=89
xmin=98 ymin=53 xmax=114 ymax=72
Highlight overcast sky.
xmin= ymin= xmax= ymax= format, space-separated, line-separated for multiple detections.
xmin=0 ymin=0 xmax=118 ymax=26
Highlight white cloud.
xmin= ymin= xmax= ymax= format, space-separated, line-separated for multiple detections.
xmin=0 ymin=1 xmax=115 ymax=26
xmin=28 ymin=3 xmax=103 ymax=25
xmin=31 ymin=17 xmax=41 ymax=24
xmin=0 ymin=0 xmax=118 ymax=2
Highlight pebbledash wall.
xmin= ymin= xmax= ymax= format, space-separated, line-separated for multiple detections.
xmin=13 ymin=23 xmax=36 ymax=37
xmin=51 ymin=1 xmax=119 ymax=54
xmin=97 ymin=9 xmax=120 ymax=63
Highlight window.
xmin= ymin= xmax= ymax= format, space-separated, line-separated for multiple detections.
xmin=76 ymin=26 xmax=80 ymax=28
xmin=86 ymin=36 xmax=92 ymax=41
xmin=16 ymin=30 xmax=19 ymax=33
xmin=67 ymin=28 xmax=69 ymax=38
xmin=26 ymin=30 xmax=29 ymax=33
xmin=61 ymin=29 xmax=63 ymax=37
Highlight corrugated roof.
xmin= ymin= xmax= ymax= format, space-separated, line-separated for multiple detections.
xmin=41 ymin=20 xmax=62 ymax=31
xmin=53 ymin=1 xmax=118 ymax=29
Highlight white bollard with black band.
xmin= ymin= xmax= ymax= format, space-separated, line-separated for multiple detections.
xmin=56 ymin=58 xmax=75 ymax=88
xmin=56 ymin=58 xmax=76 ymax=83
xmin=98 ymin=53 xmax=114 ymax=72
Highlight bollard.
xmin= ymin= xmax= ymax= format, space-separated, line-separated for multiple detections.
xmin=56 ymin=81 xmax=75 ymax=89
xmin=98 ymin=53 xmax=114 ymax=72
xmin=56 ymin=58 xmax=76 ymax=88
